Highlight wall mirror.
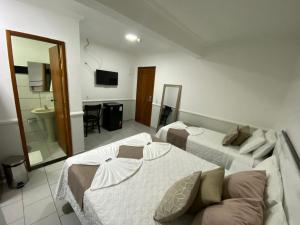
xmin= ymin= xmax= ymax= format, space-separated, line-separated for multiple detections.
xmin=157 ymin=84 xmax=182 ymax=131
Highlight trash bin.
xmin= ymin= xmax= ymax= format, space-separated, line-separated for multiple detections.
xmin=2 ymin=156 xmax=29 ymax=188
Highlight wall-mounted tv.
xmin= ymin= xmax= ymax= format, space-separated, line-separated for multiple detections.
xmin=95 ymin=69 xmax=118 ymax=85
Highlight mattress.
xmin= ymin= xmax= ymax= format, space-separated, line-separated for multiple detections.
xmin=156 ymin=122 xmax=260 ymax=169
xmin=55 ymin=133 xmax=219 ymax=225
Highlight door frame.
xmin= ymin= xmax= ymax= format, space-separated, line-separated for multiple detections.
xmin=6 ymin=30 xmax=73 ymax=170
xmin=135 ymin=66 xmax=156 ymax=126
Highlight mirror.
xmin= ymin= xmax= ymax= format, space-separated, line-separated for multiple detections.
xmin=28 ymin=62 xmax=52 ymax=92
xmin=157 ymin=84 xmax=182 ymax=131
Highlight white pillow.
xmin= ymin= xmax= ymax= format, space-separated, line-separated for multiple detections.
xmin=240 ymin=129 xmax=266 ymax=154
xmin=253 ymin=130 xmax=277 ymax=159
xmin=255 ymin=156 xmax=283 ymax=207
xmin=264 ymin=203 xmax=288 ymax=225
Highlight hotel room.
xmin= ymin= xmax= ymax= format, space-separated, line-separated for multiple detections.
xmin=0 ymin=0 xmax=299 ymax=225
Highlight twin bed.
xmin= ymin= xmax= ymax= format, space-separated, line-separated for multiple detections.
xmin=156 ymin=121 xmax=262 ymax=169
xmin=55 ymin=123 xmax=299 ymax=225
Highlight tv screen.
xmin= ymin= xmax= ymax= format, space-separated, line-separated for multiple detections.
xmin=95 ymin=70 xmax=118 ymax=85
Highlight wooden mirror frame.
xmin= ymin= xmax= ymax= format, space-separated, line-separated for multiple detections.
xmin=6 ymin=30 xmax=72 ymax=170
xmin=156 ymin=84 xmax=182 ymax=131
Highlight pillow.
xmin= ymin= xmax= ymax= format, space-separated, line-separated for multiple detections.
xmin=240 ymin=129 xmax=266 ymax=154
xmin=223 ymin=170 xmax=266 ymax=200
xmin=222 ymin=126 xmax=239 ymax=146
xmin=231 ymin=126 xmax=251 ymax=146
xmin=191 ymin=198 xmax=264 ymax=225
xmin=264 ymin=203 xmax=288 ymax=225
xmin=189 ymin=167 xmax=225 ymax=213
xmin=154 ymin=171 xmax=202 ymax=222
xmin=255 ymin=156 xmax=283 ymax=207
xmin=252 ymin=130 xmax=277 ymax=159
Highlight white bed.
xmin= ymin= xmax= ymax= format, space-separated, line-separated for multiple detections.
xmin=156 ymin=121 xmax=262 ymax=169
xmin=55 ymin=132 xmax=221 ymax=225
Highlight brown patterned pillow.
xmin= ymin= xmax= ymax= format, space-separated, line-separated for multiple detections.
xmin=222 ymin=126 xmax=239 ymax=146
xmin=192 ymin=198 xmax=264 ymax=225
xmin=189 ymin=167 xmax=225 ymax=213
xmin=231 ymin=126 xmax=251 ymax=146
xmin=223 ymin=170 xmax=266 ymax=200
xmin=154 ymin=171 xmax=202 ymax=222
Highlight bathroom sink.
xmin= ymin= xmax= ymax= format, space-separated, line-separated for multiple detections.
xmin=31 ymin=107 xmax=55 ymax=142
xmin=31 ymin=107 xmax=55 ymax=118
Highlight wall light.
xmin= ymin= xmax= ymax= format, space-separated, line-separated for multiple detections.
xmin=125 ymin=33 xmax=141 ymax=43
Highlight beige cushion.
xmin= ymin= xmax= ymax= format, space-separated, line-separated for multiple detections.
xmin=231 ymin=126 xmax=251 ymax=146
xmin=222 ymin=126 xmax=239 ymax=146
xmin=192 ymin=198 xmax=264 ymax=225
xmin=189 ymin=167 xmax=225 ymax=213
xmin=223 ymin=170 xmax=266 ymax=200
xmin=154 ymin=171 xmax=202 ymax=222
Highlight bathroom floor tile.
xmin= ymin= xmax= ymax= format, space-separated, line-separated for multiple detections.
xmin=24 ymin=196 xmax=56 ymax=225
xmin=7 ymin=218 xmax=25 ymax=225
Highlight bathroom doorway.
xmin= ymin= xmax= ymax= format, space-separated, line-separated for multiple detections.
xmin=6 ymin=30 xmax=72 ymax=169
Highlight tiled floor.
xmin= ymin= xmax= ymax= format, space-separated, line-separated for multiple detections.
xmin=84 ymin=120 xmax=156 ymax=150
xmin=1 ymin=120 xmax=155 ymax=225
xmin=0 ymin=160 xmax=79 ymax=225
xmin=28 ymin=141 xmax=66 ymax=167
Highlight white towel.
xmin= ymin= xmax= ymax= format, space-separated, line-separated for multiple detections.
xmin=143 ymin=142 xmax=172 ymax=161
xmin=90 ymin=158 xmax=142 ymax=190
xmin=70 ymin=145 xmax=119 ymax=165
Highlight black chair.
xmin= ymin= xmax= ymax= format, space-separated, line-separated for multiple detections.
xmin=83 ymin=104 xmax=101 ymax=137
xmin=159 ymin=105 xmax=173 ymax=126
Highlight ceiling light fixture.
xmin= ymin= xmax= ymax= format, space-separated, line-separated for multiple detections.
xmin=125 ymin=33 xmax=141 ymax=43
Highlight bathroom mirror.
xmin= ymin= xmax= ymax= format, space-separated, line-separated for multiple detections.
xmin=157 ymin=84 xmax=182 ymax=131
xmin=27 ymin=62 xmax=52 ymax=92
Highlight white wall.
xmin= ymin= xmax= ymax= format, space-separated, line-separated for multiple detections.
xmin=80 ymin=41 xmax=137 ymax=101
xmin=277 ymin=56 xmax=300 ymax=155
xmin=0 ymin=0 xmax=84 ymax=166
xmin=136 ymin=41 xmax=300 ymax=129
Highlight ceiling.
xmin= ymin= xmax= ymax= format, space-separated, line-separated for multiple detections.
xmin=18 ymin=0 xmax=300 ymax=56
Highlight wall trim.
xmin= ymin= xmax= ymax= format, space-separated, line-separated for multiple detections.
xmin=152 ymin=103 xmax=267 ymax=130
xmin=83 ymin=98 xmax=135 ymax=102
xmin=70 ymin=111 xmax=84 ymax=117
xmin=0 ymin=118 xmax=18 ymax=126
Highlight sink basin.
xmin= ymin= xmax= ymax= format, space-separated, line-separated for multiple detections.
xmin=31 ymin=107 xmax=55 ymax=118
xmin=31 ymin=107 xmax=55 ymax=142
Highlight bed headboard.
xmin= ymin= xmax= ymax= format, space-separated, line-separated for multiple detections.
xmin=274 ymin=131 xmax=300 ymax=225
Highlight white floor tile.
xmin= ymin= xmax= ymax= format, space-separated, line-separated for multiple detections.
xmin=8 ymin=218 xmax=25 ymax=225
xmin=0 ymin=185 xmax=22 ymax=207
xmin=49 ymin=183 xmax=71 ymax=217
xmin=31 ymin=213 xmax=61 ymax=225
xmin=44 ymin=160 xmax=65 ymax=174
xmin=22 ymin=184 xmax=51 ymax=207
xmin=24 ymin=196 xmax=56 ymax=225
xmin=25 ymin=168 xmax=47 ymax=189
xmin=46 ymin=170 xmax=61 ymax=185
xmin=0 ymin=201 xmax=24 ymax=224
xmin=60 ymin=213 xmax=81 ymax=225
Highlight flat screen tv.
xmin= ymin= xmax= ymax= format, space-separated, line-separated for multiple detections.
xmin=95 ymin=69 xmax=118 ymax=85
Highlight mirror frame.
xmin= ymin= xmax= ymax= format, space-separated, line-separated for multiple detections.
xmin=156 ymin=84 xmax=182 ymax=131
xmin=6 ymin=30 xmax=73 ymax=170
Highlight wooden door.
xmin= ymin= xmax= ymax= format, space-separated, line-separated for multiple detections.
xmin=135 ymin=67 xmax=155 ymax=126
xmin=49 ymin=46 xmax=68 ymax=153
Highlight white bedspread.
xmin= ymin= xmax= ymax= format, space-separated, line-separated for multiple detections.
xmin=55 ymin=133 xmax=218 ymax=225
xmin=156 ymin=122 xmax=260 ymax=169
